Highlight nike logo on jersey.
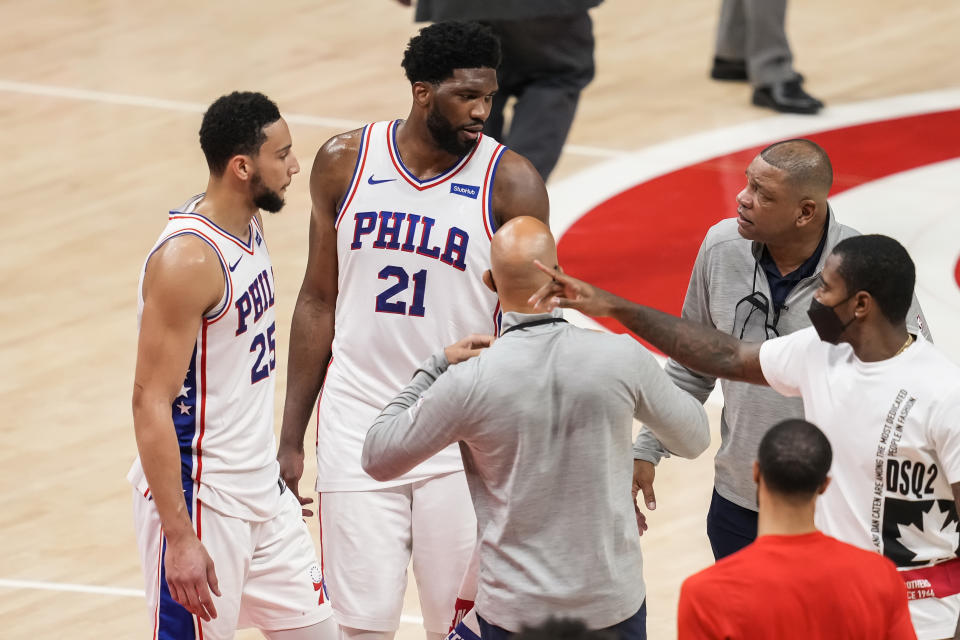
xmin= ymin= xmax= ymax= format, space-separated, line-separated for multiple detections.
xmin=367 ymin=175 xmax=396 ymax=185
xmin=229 ymin=257 xmax=242 ymax=272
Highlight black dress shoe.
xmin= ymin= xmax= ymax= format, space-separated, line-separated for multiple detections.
xmin=710 ymin=56 xmax=748 ymax=81
xmin=752 ymin=79 xmax=824 ymax=114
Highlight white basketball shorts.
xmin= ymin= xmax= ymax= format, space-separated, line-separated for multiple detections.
xmin=133 ymin=486 xmax=332 ymax=639
xmin=319 ymin=470 xmax=476 ymax=633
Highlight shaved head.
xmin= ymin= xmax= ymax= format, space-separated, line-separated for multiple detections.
xmin=486 ymin=217 xmax=558 ymax=311
xmin=759 ymin=139 xmax=833 ymax=201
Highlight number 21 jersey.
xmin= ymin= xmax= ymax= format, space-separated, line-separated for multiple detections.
xmin=317 ymin=120 xmax=505 ymax=491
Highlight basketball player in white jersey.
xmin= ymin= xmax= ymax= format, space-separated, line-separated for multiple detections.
xmin=277 ymin=22 xmax=549 ymax=640
xmin=130 ymin=91 xmax=336 ymax=640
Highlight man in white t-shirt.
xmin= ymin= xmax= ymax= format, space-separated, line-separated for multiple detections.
xmin=530 ymin=234 xmax=960 ymax=640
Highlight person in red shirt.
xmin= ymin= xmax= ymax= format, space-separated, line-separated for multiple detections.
xmin=677 ymin=418 xmax=916 ymax=640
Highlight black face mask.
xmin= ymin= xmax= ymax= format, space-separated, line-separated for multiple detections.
xmin=807 ymin=294 xmax=856 ymax=344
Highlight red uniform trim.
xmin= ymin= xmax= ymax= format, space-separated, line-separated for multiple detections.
xmin=314 ymin=356 xmax=335 ymax=447
xmin=153 ymin=228 xmax=234 ymax=323
xmin=194 ymin=324 xmax=208 ymax=496
xmin=899 ymin=556 xmax=960 ymax=600
xmin=153 ymin=525 xmax=163 ymax=639
xmin=335 ymin=125 xmax=371 ymax=229
xmin=481 ymin=144 xmax=504 ymax=241
xmin=195 ymin=500 xmax=204 ymax=640
xmin=386 ymin=120 xmax=480 ymax=191
xmin=317 ymin=493 xmax=325 ymax=582
xmin=168 ymin=214 xmax=255 ymax=255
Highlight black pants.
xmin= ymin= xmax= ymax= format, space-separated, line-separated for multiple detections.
xmin=481 ymin=12 xmax=596 ymax=181
xmin=477 ymin=602 xmax=646 ymax=640
xmin=706 ymin=488 xmax=758 ymax=560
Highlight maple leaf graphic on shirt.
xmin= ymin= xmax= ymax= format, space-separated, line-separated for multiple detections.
xmin=896 ymin=501 xmax=960 ymax=563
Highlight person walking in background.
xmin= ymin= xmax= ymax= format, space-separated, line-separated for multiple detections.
xmin=398 ymin=0 xmax=601 ymax=181
xmin=710 ymin=0 xmax=823 ymax=114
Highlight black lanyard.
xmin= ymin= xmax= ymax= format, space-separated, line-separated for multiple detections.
xmin=499 ymin=317 xmax=568 ymax=336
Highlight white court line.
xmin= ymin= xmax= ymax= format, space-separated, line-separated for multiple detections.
xmin=0 ymin=79 xmax=361 ymax=130
xmin=0 ymin=577 xmax=425 ymax=625
xmin=546 ymin=87 xmax=960 ymax=239
xmin=0 ymin=578 xmax=145 ymax=598
xmin=564 ymin=143 xmax=628 ymax=158
xmin=0 ymin=79 xmax=624 ymax=159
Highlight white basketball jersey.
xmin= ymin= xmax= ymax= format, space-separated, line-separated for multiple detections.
xmin=127 ymin=194 xmax=284 ymax=521
xmin=317 ymin=120 xmax=505 ymax=491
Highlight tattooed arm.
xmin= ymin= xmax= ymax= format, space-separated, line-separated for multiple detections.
xmin=609 ymin=299 xmax=766 ymax=385
xmin=529 ymin=260 xmax=767 ymax=386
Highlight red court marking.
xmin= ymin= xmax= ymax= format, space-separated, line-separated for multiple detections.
xmin=559 ymin=109 xmax=960 ymax=344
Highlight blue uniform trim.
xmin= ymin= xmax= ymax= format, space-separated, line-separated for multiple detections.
xmin=172 ymin=345 xmax=200 ymax=477
xmin=486 ymin=147 xmax=505 ymax=235
xmin=157 ymin=346 xmax=199 ymax=639
xmin=146 ymin=231 xmax=232 ymax=321
xmin=389 ymin=119 xmax=470 ymax=185
xmin=157 ymin=537 xmax=197 ymax=639
xmin=169 ymin=210 xmax=254 ymax=252
xmin=335 ymin=124 xmax=370 ymax=227
xmin=449 ymin=620 xmax=481 ymax=640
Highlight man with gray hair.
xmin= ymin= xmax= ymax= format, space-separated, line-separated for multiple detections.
xmin=631 ymin=138 xmax=930 ymax=560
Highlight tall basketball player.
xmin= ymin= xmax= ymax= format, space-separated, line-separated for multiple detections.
xmin=277 ymin=22 xmax=549 ymax=640
xmin=129 ymin=92 xmax=337 ymax=640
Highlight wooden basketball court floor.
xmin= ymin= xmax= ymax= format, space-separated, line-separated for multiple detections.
xmin=1 ymin=1 xmax=957 ymax=638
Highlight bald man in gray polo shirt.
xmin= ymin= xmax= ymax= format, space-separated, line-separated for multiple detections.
xmin=362 ymin=216 xmax=709 ymax=640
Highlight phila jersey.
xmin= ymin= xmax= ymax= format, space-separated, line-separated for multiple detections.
xmin=760 ymin=327 xmax=960 ymax=638
xmin=128 ymin=194 xmax=284 ymax=521
xmin=317 ymin=120 xmax=505 ymax=491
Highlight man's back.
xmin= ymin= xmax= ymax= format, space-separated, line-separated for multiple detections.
xmin=445 ymin=311 xmax=708 ymax=630
xmin=678 ymin=532 xmax=916 ymax=639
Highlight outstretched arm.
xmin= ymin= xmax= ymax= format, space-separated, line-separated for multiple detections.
xmin=528 ymin=261 xmax=767 ymax=385
xmin=362 ymin=335 xmax=493 ymax=481
xmin=277 ymin=131 xmax=359 ymax=514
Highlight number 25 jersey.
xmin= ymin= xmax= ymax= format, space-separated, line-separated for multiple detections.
xmin=128 ymin=195 xmax=283 ymax=521
xmin=317 ymin=120 xmax=505 ymax=491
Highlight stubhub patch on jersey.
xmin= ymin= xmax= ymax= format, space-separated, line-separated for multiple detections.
xmin=450 ymin=183 xmax=479 ymax=199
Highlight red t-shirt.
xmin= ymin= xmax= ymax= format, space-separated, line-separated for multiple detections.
xmin=678 ymin=531 xmax=916 ymax=640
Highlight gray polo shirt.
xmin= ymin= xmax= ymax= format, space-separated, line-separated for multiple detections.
xmin=362 ymin=309 xmax=709 ymax=631
xmin=633 ymin=211 xmax=931 ymax=511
